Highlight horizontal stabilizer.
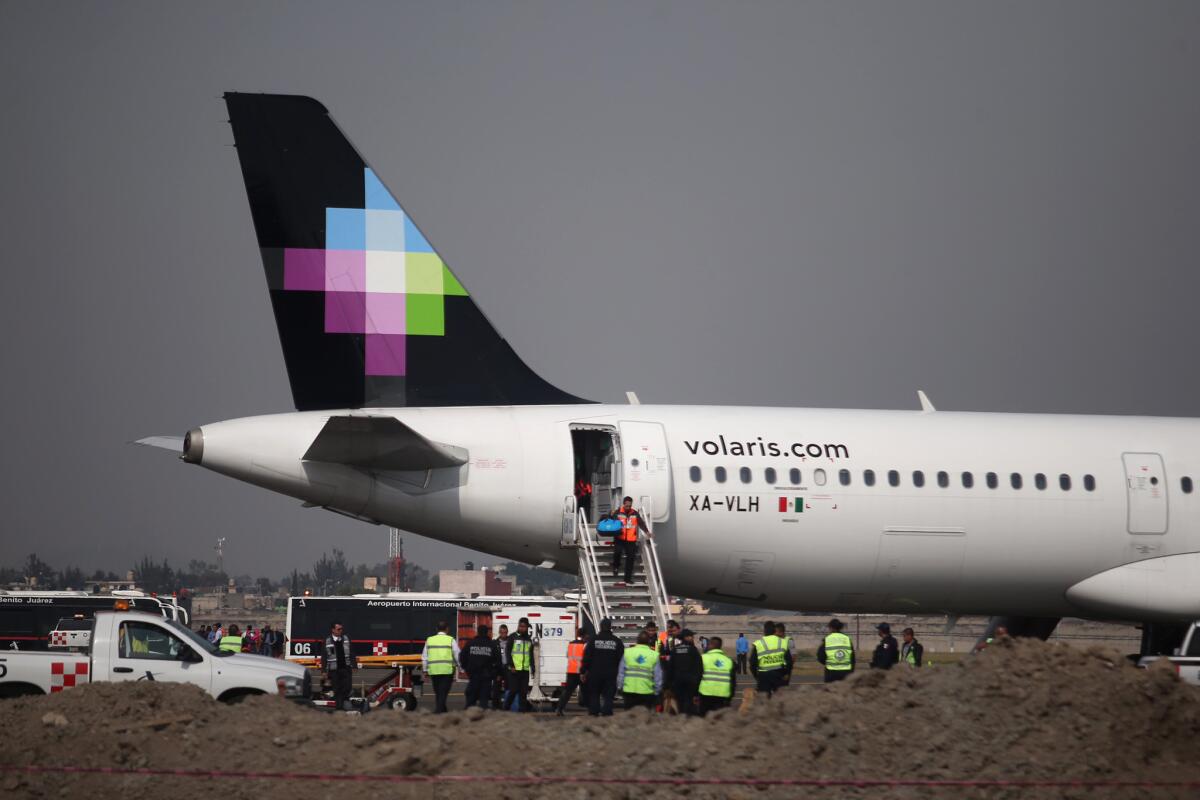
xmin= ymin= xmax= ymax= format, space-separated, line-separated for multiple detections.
xmin=303 ymin=416 xmax=467 ymax=471
xmin=133 ymin=436 xmax=184 ymax=453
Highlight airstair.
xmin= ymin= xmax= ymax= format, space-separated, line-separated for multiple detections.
xmin=562 ymin=496 xmax=670 ymax=644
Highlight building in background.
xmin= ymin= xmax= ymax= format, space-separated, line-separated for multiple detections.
xmin=438 ymin=565 xmax=514 ymax=596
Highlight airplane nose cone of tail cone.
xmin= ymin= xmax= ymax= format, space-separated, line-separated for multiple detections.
xmin=183 ymin=427 xmax=204 ymax=464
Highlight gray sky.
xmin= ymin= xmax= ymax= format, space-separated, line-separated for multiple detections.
xmin=1 ymin=1 xmax=1197 ymax=578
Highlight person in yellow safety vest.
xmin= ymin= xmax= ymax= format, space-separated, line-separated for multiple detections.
xmin=503 ymin=617 xmax=536 ymax=712
xmin=774 ymin=622 xmax=794 ymax=685
xmin=219 ymin=623 xmax=243 ymax=654
xmin=422 ymin=620 xmax=462 ymax=714
xmin=900 ymin=627 xmax=924 ymax=668
xmin=618 ymin=630 xmax=662 ymax=710
xmin=816 ymin=618 xmax=855 ymax=683
xmin=749 ymin=620 xmax=792 ymax=697
xmin=607 ymin=496 xmax=649 ymax=583
xmin=698 ymin=636 xmax=737 ymax=716
xmin=555 ymin=628 xmax=590 ymax=716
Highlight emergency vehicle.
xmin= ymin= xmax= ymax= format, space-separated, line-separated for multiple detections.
xmin=1139 ymin=621 xmax=1200 ymax=685
xmin=0 ymin=590 xmax=188 ymax=650
xmin=285 ymin=593 xmax=584 ymax=709
xmin=0 ymin=601 xmax=309 ymax=701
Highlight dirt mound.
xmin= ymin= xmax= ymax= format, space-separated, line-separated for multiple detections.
xmin=2 ymin=640 xmax=1198 ymax=799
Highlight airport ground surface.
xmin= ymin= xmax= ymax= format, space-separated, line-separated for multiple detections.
xmin=3 ymin=638 xmax=1198 ymax=799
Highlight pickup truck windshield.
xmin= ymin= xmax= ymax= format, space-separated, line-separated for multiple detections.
xmin=166 ymin=620 xmax=227 ymax=657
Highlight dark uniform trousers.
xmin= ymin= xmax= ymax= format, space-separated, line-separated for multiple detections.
xmin=464 ymin=673 xmax=492 ymax=709
xmin=588 ymin=675 xmax=618 ymax=716
xmin=824 ymin=670 xmax=851 ymax=683
xmin=672 ymin=681 xmax=699 ymax=715
xmin=331 ymin=670 xmax=353 ymax=709
xmin=624 ymin=692 xmax=656 ymax=711
xmin=612 ymin=540 xmax=638 ymax=582
xmin=431 ymin=674 xmax=453 ymax=713
xmin=698 ymin=696 xmax=730 ymax=716
xmin=556 ymin=672 xmax=586 ymax=712
xmin=756 ymin=669 xmax=784 ymax=696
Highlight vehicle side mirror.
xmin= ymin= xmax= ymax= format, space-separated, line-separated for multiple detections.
xmin=179 ymin=647 xmax=202 ymax=663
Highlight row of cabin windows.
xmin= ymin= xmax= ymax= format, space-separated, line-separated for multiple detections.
xmin=686 ymin=465 xmax=1098 ymax=492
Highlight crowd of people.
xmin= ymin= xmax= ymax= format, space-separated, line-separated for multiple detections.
xmin=307 ymin=615 xmax=930 ymax=713
xmin=196 ymin=621 xmax=286 ymax=658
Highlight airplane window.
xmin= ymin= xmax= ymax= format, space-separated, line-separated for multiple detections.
xmin=1182 ymin=476 xmax=1193 ymax=494
xmin=839 ymin=469 xmax=851 ymax=486
xmin=789 ymin=468 xmax=801 ymax=485
xmin=689 ymin=466 xmax=701 ymax=483
xmin=739 ymin=467 xmax=752 ymax=484
xmin=1035 ymin=473 xmax=1047 ymax=491
xmin=1083 ymin=474 xmax=1096 ymax=492
xmin=1011 ymin=473 xmax=1023 ymax=490
xmin=1059 ymin=473 xmax=1071 ymax=491
xmin=864 ymin=469 xmax=876 ymax=487
xmin=962 ymin=471 xmax=974 ymax=488
xmin=814 ymin=468 xmax=827 ymax=486
xmin=937 ymin=471 xmax=949 ymax=488
xmin=912 ymin=470 xmax=925 ymax=487
xmin=764 ymin=467 xmax=777 ymax=484
xmin=715 ymin=466 xmax=727 ymax=484
xmin=986 ymin=472 xmax=998 ymax=489
xmin=888 ymin=470 xmax=900 ymax=487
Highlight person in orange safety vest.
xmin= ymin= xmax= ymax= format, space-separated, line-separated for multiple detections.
xmin=555 ymin=628 xmax=591 ymax=716
xmin=607 ymin=496 xmax=649 ymax=583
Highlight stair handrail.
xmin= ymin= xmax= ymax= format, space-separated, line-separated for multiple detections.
xmin=576 ymin=508 xmax=609 ymax=626
xmin=637 ymin=497 xmax=670 ymax=631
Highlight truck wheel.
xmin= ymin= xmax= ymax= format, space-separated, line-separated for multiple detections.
xmin=0 ymin=684 xmax=45 ymax=700
xmin=219 ymin=689 xmax=264 ymax=704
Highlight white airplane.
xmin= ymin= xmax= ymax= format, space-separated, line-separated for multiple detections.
xmin=143 ymin=94 xmax=1198 ymax=657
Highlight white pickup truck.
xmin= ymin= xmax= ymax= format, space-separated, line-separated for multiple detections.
xmin=0 ymin=609 xmax=310 ymax=702
xmin=1138 ymin=621 xmax=1200 ymax=685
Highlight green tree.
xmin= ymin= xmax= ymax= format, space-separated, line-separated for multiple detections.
xmin=58 ymin=565 xmax=86 ymax=589
xmin=24 ymin=554 xmax=56 ymax=588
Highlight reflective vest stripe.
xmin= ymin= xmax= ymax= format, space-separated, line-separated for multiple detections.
xmin=824 ymin=632 xmax=853 ymax=671
xmin=567 ymin=642 xmax=585 ymax=674
xmin=754 ymin=635 xmax=786 ymax=671
xmin=425 ymin=633 xmax=457 ymax=675
xmin=219 ymin=636 xmax=242 ymax=653
xmin=511 ymin=639 xmax=531 ymax=671
xmin=616 ymin=511 xmax=640 ymax=542
xmin=699 ymin=651 xmax=734 ymax=698
xmin=622 ymin=645 xmax=656 ymax=694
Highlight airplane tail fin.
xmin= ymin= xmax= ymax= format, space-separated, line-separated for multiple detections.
xmin=223 ymin=92 xmax=589 ymax=410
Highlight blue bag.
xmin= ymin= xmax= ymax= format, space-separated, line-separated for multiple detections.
xmin=597 ymin=518 xmax=622 ymax=534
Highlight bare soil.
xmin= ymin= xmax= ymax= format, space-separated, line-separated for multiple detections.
xmin=2 ymin=638 xmax=1198 ymax=799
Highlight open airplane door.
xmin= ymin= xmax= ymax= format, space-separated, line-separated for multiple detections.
xmin=618 ymin=421 xmax=672 ymax=523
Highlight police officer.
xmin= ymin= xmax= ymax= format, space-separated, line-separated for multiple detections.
xmin=556 ymin=628 xmax=589 ymax=716
xmin=461 ymin=624 xmax=500 ymax=710
xmin=582 ymin=618 xmax=623 ymax=716
xmin=870 ymin=622 xmax=900 ymax=670
xmin=749 ymin=620 xmax=791 ymax=697
xmin=667 ymin=628 xmax=703 ymax=715
xmin=323 ymin=621 xmax=358 ymax=710
xmin=608 ymin=496 xmax=649 ymax=583
xmin=503 ymin=617 xmax=535 ymax=712
xmin=816 ymin=618 xmax=855 ymax=682
xmin=698 ymin=636 xmax=736 ymax=716
xmin=618 ymin=631 xmax=662 ymax=710
xmin=422 ymin=620 xmax=461 ymax=714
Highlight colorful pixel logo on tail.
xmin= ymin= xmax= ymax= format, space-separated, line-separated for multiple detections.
xmin=281 ymin=168 xmax=467 ymax=377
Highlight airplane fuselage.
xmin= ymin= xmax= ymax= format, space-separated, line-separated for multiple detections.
xmin=189 ymin=404 xmax=1200 ymax=623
